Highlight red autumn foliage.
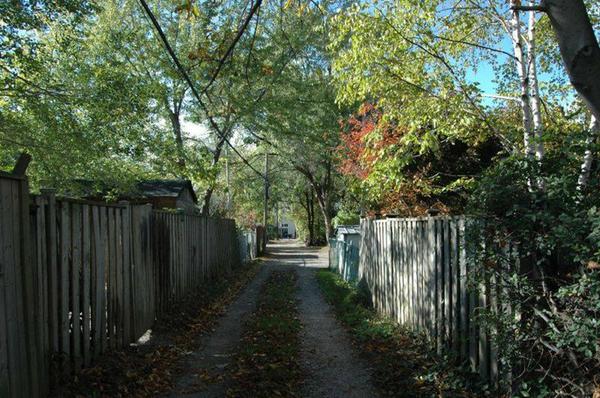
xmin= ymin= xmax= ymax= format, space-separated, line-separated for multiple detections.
xmin=337 ymin=103 xmax=407 ymax=181
xmin=337 ymin=103 xmax=379 ymax=180
xmin=337 ymin=103 xmax=450 ymax=216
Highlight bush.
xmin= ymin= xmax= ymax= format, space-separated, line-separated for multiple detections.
xmin=467 ymin=152 xmax=600 ymax=396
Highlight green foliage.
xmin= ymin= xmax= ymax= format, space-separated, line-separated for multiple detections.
xmin=465 ymin=137 xmax=600 ymax=395
xmin=332 ymin=204 xmax=360 ymax=227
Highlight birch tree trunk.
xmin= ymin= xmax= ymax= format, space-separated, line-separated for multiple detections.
xmin=577 ymin=116 xmax=599 ymax=191
xmin=510 ymin=0 xmax=535 ymax=158
xmin=527 ymin=4 xmax=544 ymax=161
xmin=532 ymin=0 xmax=600 ymax=120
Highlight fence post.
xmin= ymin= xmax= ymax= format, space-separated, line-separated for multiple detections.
xmin=458 ymin=217 xmax=468 ymax=361
xmin=427 ymin=217 xmax=436 ymax=340
xmin=120 ymin=202 xmax=133 ymax=343
xmin=41 ymin=189 xmax=58 ymax=386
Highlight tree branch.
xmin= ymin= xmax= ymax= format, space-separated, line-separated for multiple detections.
xmin=201 ymin=0 xmax=263 ymax=95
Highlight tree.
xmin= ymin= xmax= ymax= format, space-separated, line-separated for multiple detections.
xmin=231 ymin=0 xmax=348 ymax=241
xmin=517 ymin=0 xmax=600 ymax=120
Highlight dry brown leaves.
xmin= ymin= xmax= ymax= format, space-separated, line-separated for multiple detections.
xmin=59 ymin=262 xmax=262 ymax=397
xmin=226 ymin=270 xmax=303 ymax=398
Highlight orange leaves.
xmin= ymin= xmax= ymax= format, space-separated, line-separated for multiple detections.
xmin=337 ymin=103 xmax=380 ymax=180
xmin=337 ymin=102 xmax=407 ymax=181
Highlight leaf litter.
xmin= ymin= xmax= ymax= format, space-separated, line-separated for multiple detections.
xmin=58 ymin=262 xmax=262 ymax=397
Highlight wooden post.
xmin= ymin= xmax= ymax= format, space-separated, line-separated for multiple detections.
xmin=41 ymin=188 xmax=59 ymax=377
xmin=11 ymin=153 xmax=31 ymax=177
xmin=458 ymin=217 xmax=469 ymax=361
xmin=427 ymin=217 xmax=436 ymax=339
xmin=59 ymin=201 xmax=71 ymax=369
xmin=451 ymin=219 xmax=459 ymax=352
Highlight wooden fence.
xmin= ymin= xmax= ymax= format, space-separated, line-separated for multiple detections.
xmin=0 ymin=170 xmax=244 ymax=397
xmin=152 ymin=211 xmax=239 ymax=313
xmin=359 ymin=216 xmax=506 ymax=385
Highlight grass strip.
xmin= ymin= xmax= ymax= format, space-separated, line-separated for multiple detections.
xmin=61 ymin=261 xmax=262 ymax=397
xmin=227 ymin=270 xmax=303 ymax=398
xmin=316 ymin=269 xmax=488 ymax=398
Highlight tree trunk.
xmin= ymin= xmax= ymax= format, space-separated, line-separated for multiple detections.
xmin=304 ymin=189 xmax=315 ymax=246
xmin=527 ymin=4 xmax=544 ymax=161
xmin=295 ymin=163 xmax=335 ymax=242
xmin=577 ymin=116 xmax=599 ymax=191
xmin=541 ymin=0 xmax=600 ymax=120
xmin=168 ymin=109 xmax=186 ymax=174
xmin=510 ymin=0 xmax=535 ymax=158
xmin=309 ymin=191 xmax=315 ymax=244
xmin=201 ymin=134 xmax=228 ymax=216
xmin=314 ymin=191 xmax=334 ymax=242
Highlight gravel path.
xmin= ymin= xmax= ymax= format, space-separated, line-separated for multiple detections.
xmin=293 ymin=244 xmax=378 ymax=398
xmin=167 ymin=266 xmax=271 ymax=397
xmin=167 ymin=240 xmax=378 ymax=398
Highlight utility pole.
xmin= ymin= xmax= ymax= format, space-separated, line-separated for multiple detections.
xmin=263 ymin=152 xmax=269 ymax=229
xmin=275 ymin=202 xmax=279 ymax=239
xmin=225 ymin=145 xmax=231 ymax=213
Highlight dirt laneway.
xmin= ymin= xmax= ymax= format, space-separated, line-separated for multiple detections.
xmin=167 ymin=240 xmax=378 ymax=398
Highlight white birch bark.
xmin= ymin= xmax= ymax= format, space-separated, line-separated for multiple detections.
xmin=510 ymin=0 xmax=535 ymax=158
xmin=577 ymin=116 xmax=599 ymax=191
xmin=527 ymin=4 xmax=544 ymax=161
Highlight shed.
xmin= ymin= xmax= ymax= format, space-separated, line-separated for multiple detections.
xmin=136 ymin=180 xmax=198 ymax=213
xmin=329 ymin=225 xmax=361 ymax=282
xmin=336 ymin=225 xmax=360 ymax=247
xmin=77 ymin=179 xmax=198 ymax=213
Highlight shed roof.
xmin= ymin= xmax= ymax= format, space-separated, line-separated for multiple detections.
xmin=336 ymin=225 xmax=360 ymax=235
xmin=136 ymin=180 xmax=198 ymax=203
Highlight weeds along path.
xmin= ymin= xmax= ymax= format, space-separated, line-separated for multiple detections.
xmin=226 ymin=270 xmax=303 ymax=397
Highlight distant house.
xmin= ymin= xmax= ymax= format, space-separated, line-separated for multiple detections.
xmin=136 ymin=180 xmax=198 ymax=213
xmin=278 ymin=215 xmax=297 ymax=239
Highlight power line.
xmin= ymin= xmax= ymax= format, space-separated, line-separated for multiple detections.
xmin=137 ymin=0 xmax=266 ymax=180
xmin=202 ymin=0 xmax=263 ymax=95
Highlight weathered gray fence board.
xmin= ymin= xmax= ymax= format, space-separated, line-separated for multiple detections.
xmin=0 ymin=175 xmax=41 ymax=397
xmin=0 ymin=171 xmax=248 ymax=397
xmin=459 ymin=218 xmax=468 ymax=360
xmin=359 ymin=216 xmax=498 ymax=382
xmin=0 ymin=180 xmax=15 ymax=396
xmin=71 ymin=204 xmax=82 ymax=370
xmin=82 ymin=205 xmax=91 ymax=367
xmin=59 ymin=202 xmax=71 ymax=364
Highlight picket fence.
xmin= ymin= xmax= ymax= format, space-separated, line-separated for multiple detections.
xmin=359 ymin=216 xmax=509 ymax=385
xmin=0 ymin=170 xmax=250 ymax=397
